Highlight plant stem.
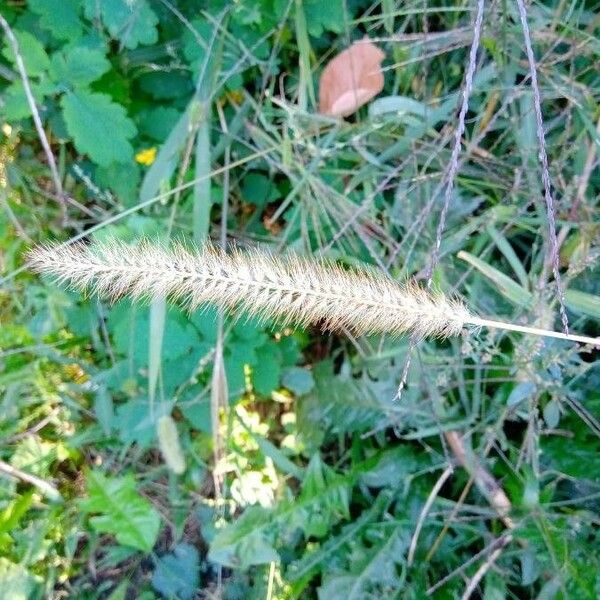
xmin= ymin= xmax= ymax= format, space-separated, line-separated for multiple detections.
xmin=0 ymin=14 xmax=65 ymax=218
xmin=466 ymin=316 xmax=599 ymax=346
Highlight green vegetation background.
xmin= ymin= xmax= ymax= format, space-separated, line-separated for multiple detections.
xmin=0 ymin=0 xmax=599 ymax=598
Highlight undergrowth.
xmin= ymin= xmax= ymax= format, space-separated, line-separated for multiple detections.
xmin=0 ymin=0 xmax=599 ymax=599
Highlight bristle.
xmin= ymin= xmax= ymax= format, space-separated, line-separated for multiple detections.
xmin=28 ymin=239 xmax=471 ymax=339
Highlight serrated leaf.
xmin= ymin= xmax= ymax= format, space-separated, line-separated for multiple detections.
xmin=29 ymin=0 xmax=83 ymax=41
xmin=83 ymin=0 xmax=158 ymax=49
xmin=2 ymin=30 xmax=50 ymax=76
xmin=2 ymin=80 xmax=55 ymax=121
xmin=317 ymin=525 xmax=409 ymax=600
xmin=80 ymin=470 xmax=161 ymax=553
xmin=61 ymin=90 xmax=136 ymax=166
xmin=50 ymin=47 xmax=110 ymax=86
xmin=303 ymin=0 xmax=344 ymax=36
xmin=209 ymin=454 xmax=352 ymax=569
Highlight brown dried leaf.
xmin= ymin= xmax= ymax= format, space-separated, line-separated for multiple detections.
xmin=319 ymin=38 xmax=385 ymax=117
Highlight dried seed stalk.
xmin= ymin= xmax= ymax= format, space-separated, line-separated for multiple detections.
xmin=28 ymin=240 xmax=598 ymax=346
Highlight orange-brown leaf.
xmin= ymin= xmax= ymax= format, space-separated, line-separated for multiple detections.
xmin=319 ymin=39 xmax=385 ymax=117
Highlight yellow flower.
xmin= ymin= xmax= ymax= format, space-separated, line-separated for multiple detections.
xmin=135 ymin=147 xmax=157 ymax=166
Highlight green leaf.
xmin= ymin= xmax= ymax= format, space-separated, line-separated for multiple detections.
xmin=303 ymin=0 xmax=344 ymax=36
xmin=253 ymin=344 xmax=282 ymax=396
xmin=457 ymin=250 xmax=533 ymax=308
xmin=2 ymin=30 xmax=50 ymax=76
xmin=137 ymin=106 xmax=182 ymax=142
xmin=209 ymin=454 xmax=352 ymax=569
xmin=282 ymin=366 xmax=314 ymax=396
xmin=2 ymin=80 xmax=55 ymax=121
xmin=564 ymin=289 xmax=600 ymax=320
xmin=80 ymin=470 xmax=161 ymax=553
xmin=83 ymin=0 xmax=159 ymax=49
xmin=507 ymin=381 xmax=536 ymax=407
xmin=152 ymin=543 xmax=199 ymax=600
xmin=241 ymin=172 xmax=280 ymax=207
xmin=29 ymin=0 xmax=83 ymax=41
xmin=50 ymin=47 xmax=111 ymax=86
xmin=95 ymin=162 xmax=141 ymax=207
xmin=60 ymin=90 xmax=136 ymax=166
xmin=0 ymin=559 xmax=41 ymax=600
xmin=317 ymin=524 xmax=409 ymax=600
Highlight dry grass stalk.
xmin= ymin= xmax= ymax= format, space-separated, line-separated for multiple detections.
xmin=28 ymin=239 xmax=599 ymax=346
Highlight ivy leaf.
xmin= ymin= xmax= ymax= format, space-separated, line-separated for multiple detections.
xmin=60 ymin=90 xmax=136 ymax=166
xmin=1 ymin=30 xmax=50 ymax=76
xmin=80 ymin=470 xmax=161 ymax=553
xmin=50 ymin=47 xmax=111 ymax=87
xmin=29 ymin=0 xmax=83 ymax=42
xmin=83 ymin=0 xmax=158 ymax=49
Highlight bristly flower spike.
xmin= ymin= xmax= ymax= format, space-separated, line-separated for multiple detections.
xmin=28 ymin=239 xmax=599 ymax=347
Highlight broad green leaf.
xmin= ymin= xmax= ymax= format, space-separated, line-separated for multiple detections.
xmin=483 ymin=571 xmax=507 ymax=600
xmin=282 ymin=366 xmax=314 ymax=396
xmin=80 ymin=471 xmax=161 ymax=553
xmin=507 ymin=381 xmax=536 ymax=407
xmin=253 ymin=343 xmax=282 ymax=396
xmin=61 ymin=90 xmax=136 ymax=166
xmin=137 ymin=106 xmax=182 ymax=142
xmin=95 ymin=162 xmax=141 ymax=207
xmin=241 ymin=172 xmax=280 ymax=207
xmin=2 ymin=30 xmax=50 ymax=76
xmin=1 ymin=80 xmax=55 ymax=121
xmin=0 ymin=559 xmax=40 ymax=600
xmin=152 ymin=543 xmax=199 ymax=600
xmin=83 ymin=0 xmax=158 ymax=49
xmin=50 ymin=47 xmax=110 ymax=87
xmin=29 ymin=0 xmax=83 ymax=41
xmin=303 ymin=0 xmax=344 ymax=36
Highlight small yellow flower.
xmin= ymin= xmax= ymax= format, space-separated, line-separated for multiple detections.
xmin=135 ymin=147 xmax=157 ymax=166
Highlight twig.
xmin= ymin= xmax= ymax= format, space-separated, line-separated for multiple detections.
xmin=444 ymin=431 xmax=515 ymax=530
xmin=0 ymin=459 xmax=61 ymax=501
xmin=515 ymin=0 xmax=569 ymax=335
xmin=407 ymin=465 xmax=454 ymax=566
xmin=426 ymin=532 xmax=511 ymax=596
xmin=0 ymin=14 xmax=65 ymax=216
xmin=460 ymin=534 xmax=512 ymax=600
